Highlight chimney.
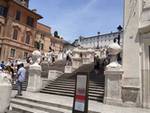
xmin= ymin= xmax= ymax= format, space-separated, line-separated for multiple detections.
xmin=32 ymin=9 xmax=37 ymax=13
xmin=21 ymin=1 xmax=27 ymax=7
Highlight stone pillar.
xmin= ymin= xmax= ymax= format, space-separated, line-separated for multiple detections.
xmin=64 ymin=66 xmax=73 ymax=73
xmin=104 ymin=42 xmax=123 ymax=106
xmin=72 ymin=58 xmax=82 ymax=69
xmin=27 ymin=49 xmax=42 ymax=92
xmin=104 ymin=69 xmax=123 ymax=105
xmin=27 ymin=64 xmax=42 ymax=92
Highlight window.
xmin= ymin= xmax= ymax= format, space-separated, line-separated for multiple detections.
xmin=24 ymin=52 xmax=28 ymax=59
xmin=25 ymin=33 xmax=30 ymax=44
xmin=0 ymin=6 xmax=7 ymax=17
xmin=13 ymin=29 xmax=18 ymax=40
xmin=16 ymin=10 xmax=21 ymax=21
xmin=10 ymin=49 xmax=15 ymax=57
xmin=26 ymin=16 xmax=34 ymax=27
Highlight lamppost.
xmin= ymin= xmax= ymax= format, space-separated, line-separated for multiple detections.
xmin=96 ymin=32 xmax=100 ymax=49
xmin=117 ymin=25 xmax=123 ymax=45
xmin=116 ymin=25 xmax=123 ymax=63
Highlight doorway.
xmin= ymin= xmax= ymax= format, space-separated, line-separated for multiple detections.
xmin=142 ymin=38 xmax=150 ymax=108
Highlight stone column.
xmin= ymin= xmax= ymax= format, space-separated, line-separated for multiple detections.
xmin=104 ymin=42 xmax=123 ymax=106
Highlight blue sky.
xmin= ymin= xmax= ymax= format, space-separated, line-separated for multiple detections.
xmin=29 ymin=0 xmax=123 ymax=42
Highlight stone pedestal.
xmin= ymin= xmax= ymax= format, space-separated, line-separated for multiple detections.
xmin=72 ymin=58 xmax=82 ymax=69
xmin=83 ymin=58 xmax=90 ymax=64
xmin=41 ymin=61 xmax=49 ymax=78
xmin=27 ymin=64 xmax=42 ymax=92
xmin=64 ymin=66 xmax=73 ymax=73
xmin=0 ymin=73 xmax=12 ymax=113
xmin=48 ymin=70 xmax=63 ymax=81
xmin=104 ymin=69 xmax=123 ymax=106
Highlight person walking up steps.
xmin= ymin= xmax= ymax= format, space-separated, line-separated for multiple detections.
xmin=16 ymin=63 xmax=26 ymax=96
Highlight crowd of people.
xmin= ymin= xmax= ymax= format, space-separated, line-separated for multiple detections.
xmin=0 ymin=60 xmax=26 ymax=96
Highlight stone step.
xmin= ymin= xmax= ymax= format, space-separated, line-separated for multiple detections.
xmin=40 ymin=90 xmax=104 ymax=99
xmin=41 ymin=88 xmax=104 ymax=95
xmin=54 ymin=80 xmax=104 ymax=85
xmin=47 ymin=83 xmax=104 ymax=87
xmin=46 ymin=83 xmax=104 ymax=89
xmin=11 ymin=96 xmax=100 ymax=113
xmin=44 ymin=86 xmax=104 ymax=93
xmin=52 ymin=79 xmax=105 ymax=84
xmin=11 ymin=103 xmax=49 ymax=113
xmin=40 ymin=90 xmax=74 ymax=97
xmin=11 ymin=98 xmax=71 ymax=113
xmin=43 ymin=86 xmax=104 ymax=92
xmin=40 ymin=90 xmax=103 ymax=102
xmin=48 ymin=79 xmax=104 ymax=84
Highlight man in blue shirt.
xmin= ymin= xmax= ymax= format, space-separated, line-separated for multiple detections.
xmin=16 ymin=63 xmax=26 ymax=96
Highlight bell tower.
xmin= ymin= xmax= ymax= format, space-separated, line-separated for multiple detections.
xmin=14 ymin=0 xmax=29 ymax=8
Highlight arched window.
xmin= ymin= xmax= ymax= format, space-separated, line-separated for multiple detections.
xmin=13 ymin=29 xmax=18 ymax=40
xmin=25 ymin=32 xmax=31 ymax=44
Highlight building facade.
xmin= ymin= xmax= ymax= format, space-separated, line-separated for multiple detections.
xmin=35 ymin=23 xmax=51 ymax=53
xmin=123 ymin=0 xmax=150 ymax=108
xmin=74 ymin=31 xmax=123 ymax=49
xmin=0 ymin=0 xmax=42 ymax=61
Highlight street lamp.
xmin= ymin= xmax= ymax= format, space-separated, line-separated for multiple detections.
xmin=96 ymin=32 xmax=100 ymax=49
xmin=116 ymin=25 xmax=123 ymax=63
xmin=117 ymin=25 xmax=123 ymax=45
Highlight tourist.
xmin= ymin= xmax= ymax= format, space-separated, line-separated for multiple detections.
xmin=66 ymin=50 xmax=72 ymax=66
xmin=94 ymin=55 xmax=100 ymax=74
xmin=16 ymin=63 xmax=26 ymax=96
xmin=80 ymin=52 xmax=83 ymax=63
xmin=10 ymin=63 xmax=15 ymax=81
xmin=47 ymin=50 xmax=52 ymax=65
xmin=66 ymin=54 xmax=71 ymax=65
xmin=5 ymin=63 xmax=15 ymax=81
xmin=51 ymin=50 xmax=55 ymax=65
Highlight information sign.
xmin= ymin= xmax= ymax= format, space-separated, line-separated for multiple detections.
xmin=72 ymin=72 xmax=89 ymax=113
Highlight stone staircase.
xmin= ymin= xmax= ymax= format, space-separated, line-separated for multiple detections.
xmin=10 ymin=96 xmax=100 ymax=113
xmin=12 ymin=60 xmax=66 ymax=91
xmin=40 ymin=63 xmax=105 ymax=102
xmin=12 ymin=60 xmax=105 ymax=102
xmin=10 ymin=61 xmax=105 ymax=113
xmin=49 ymin=60 xmax=66 ymax=72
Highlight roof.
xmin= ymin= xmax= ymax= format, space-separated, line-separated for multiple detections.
xmin=37 ymin=23 xmax=51 ymax=34
xmin=80 ymin=31 xmax=123 ymax=40
xmin=63 ymin=40 xmax=75 ymax=46
xmin=37 ymin=23 xmax=51 ymax=30
xmin=11 ymin=0 xmax=43 ymax=19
